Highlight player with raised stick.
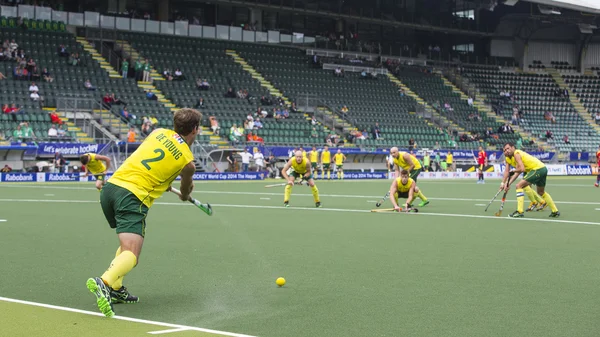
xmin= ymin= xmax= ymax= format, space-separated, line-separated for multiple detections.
xmin=389 ymin=147 xmax=429 ymax=207
xmin=389 ymin=169 xmax=421 ymax=212
xmin=282 ymin=150 xmax=321 ymax=208
xmin=80 ymin=152 xmax=111 ymax=191
xmin=85 ymin=108 xmax=202 ymax=317
xmin=501 ymin=142 xmax=560 ymax=218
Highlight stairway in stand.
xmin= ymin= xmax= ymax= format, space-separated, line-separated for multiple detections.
xmin=75 ymin=37 xmax=121 ymax=79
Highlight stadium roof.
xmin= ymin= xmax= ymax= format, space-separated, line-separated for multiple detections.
xmin=524 ymin=0 xmax=600 ymax=14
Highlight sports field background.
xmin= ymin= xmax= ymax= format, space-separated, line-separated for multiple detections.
xmin=1 ymin=177 xmax=599 ymax=337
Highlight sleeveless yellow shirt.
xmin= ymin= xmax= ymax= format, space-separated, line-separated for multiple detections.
xmin=394 ymin=152 xmax=422 ymax=170
xmin=505 ymin=150 xmax=544 ymax=172
xmin=396 ymin=177 xmax=415 ymax=193
xmin=334 ymin=153 xmax=344 ymax=165
xmin=321 ymin=150 xmax=331 ymax=164
xmin=291 ymin=157 xmax=308 ymax=175
xmin=109 ymin=129 xmax=194 ymax=207
xmin=85 ymin=153 xmax=106 ymax=175
xmin=310 ymin=151 xmax=319 ymax=163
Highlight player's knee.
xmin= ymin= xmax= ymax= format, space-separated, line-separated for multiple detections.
xmin=414 ymin=187 xmax=420 ymax=193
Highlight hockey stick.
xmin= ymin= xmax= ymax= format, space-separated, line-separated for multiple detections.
xmin=170 ymin=187 xmax=213 ymax=216
xmin=375 ymin=191 xmax=390 ymax=207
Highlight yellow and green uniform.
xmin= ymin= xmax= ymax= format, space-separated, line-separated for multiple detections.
xmin=302 ymin=150 xmax=307 ymax=161
xmin=85 ymin=153 xmax=107 ymax=180
xmin=310 ymin=151 xmax=319 ymax=169
xmin=446 ymin=153 xmax=453 ymax=171
xmin=321 ymin=150 xmax=331 ymax=179
xmin=506 ymin=149 xmax=557 ymax=214
xmin=334 ymin=153 xmax=344 ymax=168
xmin=393 ymin=152 xmax=422 ymax=181
xmin=394 ymin=177 xmax=415 ymax=199
xmin=101 ymin=129 xmax=194 ymax=236
xmin=284 ymin=157 xmax=320 ymax=204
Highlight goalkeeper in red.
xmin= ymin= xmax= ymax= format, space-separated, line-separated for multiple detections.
xmin=595 ymin=145 xmax=600 ymax=188
xmin=476 ymin=146 xmax=487 ymax=184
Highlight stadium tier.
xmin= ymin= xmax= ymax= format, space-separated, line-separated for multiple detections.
xmin=237 ymin=48 xmax=449 ymax=148
xmin=393 ymin=66 xmax=520 ymax=149
xmin=119 ymin=32 xmax=331 ymax=145
xmin=564 ymin=74 xmax=600 ymax=120
xmin=462 ymin=65 xmax=600 ymax=152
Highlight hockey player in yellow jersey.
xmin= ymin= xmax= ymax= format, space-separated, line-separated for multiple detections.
xmin=80 ymin=152 xmax=111 ymax=190
xmin=389 ymin=147 xmax=429 ymax=207
xmin=320 ymin=145 xmax=332 ymax=179
xmin=502 ymin=142 xmax=559 ymax=218
xmin=86 ymin=108 xmax=201 ymax=318
xmin=309 ymin=146 xmax=319 ymax=179
xmin=281 ymin=150 xmax=321 ymax=208
xmin=389 ymin=170 xmax=426 ymax=212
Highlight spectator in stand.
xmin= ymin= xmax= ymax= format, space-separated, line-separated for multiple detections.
xmin=362 ymin=129 xmax=369 ymax=139
xmin=372 ymin=122 xmax=381 ymax=139
xmin=69 ymin=53 xmax=80 ymax=66
xmin=142 ymin=59 xmax=151 ymax=82
xmin=13 ymin=124 xmax=24 ymax=141
xmin=311 ymin=115 xmax=318 ymax=126
xmin=443 ymin=102 xmax=454 ymax=112
xmin=224 ymin=88 xmax=236 ymax=98
xmin=21 ymin=122 xmax=36 ymax=140
xmin=209 ymin=116 xmax=220 ymax=135
xmin=127 ymin=127 xmax=136 ymax=142
xmin=7 ymin=104 xmax=22 ymax=121
xmin=334 ymin=67 xmax=344 ymax=77
xmin=229 ymin=123 xmax=240 ymax=144
xmin=254 ymin=118 xmax=263 ymax=129
xmin=41 ymin=67 xmax=53 ymax=82
xmin=58 ymin=44 xmax=68 ymax=57
xmin=260 ymin=96 xmax=272 ymax=105
xmin=102 ymin=93 xmax=113 ymax=109
xmin=341 ymin=105 xmax=349 ymax=117
xmin=121 ymin=107 xmax=135 ymax=123
xmin=544 ymin=111 xmax=556 ymax=123
xmin=145 ymin=90 xmax=157 ymax=100
xmin=311 ymin=127 xmax=318 ymax=138
xmin=26 ymin=58 xmax=36 ymax=73
xmin=0 ymin=164 xmax=11 ymax=173
xmin=57 ymin=124 xmax=67 ymax=138
xmin=162 ymin=68 xmax=172 ymax=81
xmin=29 ymin=82 xmax=39 ymax=94
xmin=563 ymin=134 xmax=570 ymax=144
xmin=468 ymin=97 xmax=474 ymax=106
xmin=545 ymin=130 xmax=553 ymax=139
xmin=31 ymin=67 xmax=40 ymax=81
xmin=173 ymin=68 xmax=184 ymax=80
xmin=290 ymin=102 xmax=299 ymax=114
xmin=595 ymin=112 xmax=600 ymax=124
xmin=511 ymin=111 xmax=519 ymax=125
xmin=408 ymin=137 xmax=416 ymax=150
xmin=195 ymin=97 xmax=204 ymax=108
xmin=121 ymin=59 xmax=129 ymax=78
xmin=30 ymin=90 xmax=40 ymax=101
xmin=84 ymin=79 xmax=96 ymax=91
xmin=48 ymin=124 xmax=58 ymax=138
xmin=111 ymin=93 xmax=125 ymax=106
xmin=239 ymin=148 xmax=253 ymax=171
xmin=258 ymin=106 xmax=268 ymax=118
xmin=254 ymin=149 xmax=265 ymax=171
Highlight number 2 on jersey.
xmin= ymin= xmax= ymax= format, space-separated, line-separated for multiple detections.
xmin=141 ymin=149 xmax=165 ymax=170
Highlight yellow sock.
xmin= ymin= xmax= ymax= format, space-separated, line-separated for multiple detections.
xmin=341 ymin=171 xmax=344 ymax=179
xmin=416 ymin=190 xmax=427 ymax=201
xmin=284 ymin=184 xmax=292 ymax=202
xmin=516 ymin=188 xmax=525 ymax=213
xmin=101 ymin=250 xmax=137 ymax=287
xmin=541 ymin=192 xmax=558 ymax=212
xmin=327 ymin=171 xmax=330 ymax=179
xmin=523 ymin=186 xmax=537 ymax=203
xmin=112 ymin=247 xmax=123 ymax=290
xmin=321 ymin=171 xmax=324 ymax=179
xmin=311 ymin=185 xmax=320 ymax=202
xmin=534 ymin=191 xmax=544 ymax=203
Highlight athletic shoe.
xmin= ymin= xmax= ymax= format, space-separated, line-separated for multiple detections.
xmin=536 ymin=201 xmax=548 ymax=212
xmin=595 ymin=183 xmax=599 ymax=187
xmin=476 ymin=180 xmax=481 ymax=184
xmin=86 ymin=277 xmax=114 ymax=317
xmin=526 ymin=202 xmax=538 ymax=212
xmin=509 ymin=211 xmax=524 ymax=218
xmin=315 ymin=202 xmax=321 ymax=208
xmin=481 ymin=180 xmax=485 ymax=184
xmin=111 ymin=286 xmax=139 ymax=304
xmin=284 ymin=201 xmax=289 ymax=208
xmin=549 ymin=211 xmax=561 ymax=218
xmin=418 ymin=200 xmax=430 ymax=207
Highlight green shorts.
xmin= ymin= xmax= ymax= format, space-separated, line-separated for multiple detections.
xmin=322 ymin=163 xmax=330 ymax=170
xmin=291 ymin=171 xmax=313 ymax=181
xmin=523 ymin=167 xmax=548 ymax=187
xmin=410 ymin=168 xmax=422 ymax=182
xmin=100 ymin=182 xmax=149 ymax=237
xmin=311 ymin=162 xmax=318 ymax=169
xmin=336 ymin=164 xmax=343 ymax=170
xmin=94 ymin=174 xmax=105 ymax=181
xmin=395 ymin=191 xmax=409 ymax=199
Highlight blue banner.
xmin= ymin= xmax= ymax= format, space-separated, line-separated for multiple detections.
xmin=45 ymin=173 xmax=81 ymax=182
xmin=184 ymin=172 xmax=266 ymax=181
xmin=569 ymin=152 xmax=590 ymax=161
xmin=36 ymin=143 xmax=109 ymax=156
xmin=566 ymin=165 xmax=593 ymax=176
xmin=0 ymin=173 xmax=36 ymax=182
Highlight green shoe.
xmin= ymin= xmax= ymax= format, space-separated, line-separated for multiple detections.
xmin=509 ymin=211 xmax=524 ymax=218
xmin=111 ymin=286 xmax=139 ymax=304
xmin=549 ymin=211 xmax=560 ymax=218
xmin=315 ymin=202 xmax=321 ymax=208
xmin=418 ymin=200 xmax=430 ymax=207
xmin=86 ymin=277 xmax=115 ymax=317
xmin=284 ymin=201 xmax=289 ymax=207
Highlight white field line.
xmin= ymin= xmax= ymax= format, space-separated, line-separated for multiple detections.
xmin=1 ymin=184 xmax=599 ymax=205
xmin=0 ymin=198 xmax=599 ymax=227
xmin=147 ymin=327 xmax=190 ymax=335
xmin=0 ymin=296 xmax=256 ymax=337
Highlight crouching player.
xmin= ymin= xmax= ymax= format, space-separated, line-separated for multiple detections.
xmin=80 ymin=153 xmax=111 ymax=191
xmin=389 ymin=170 xmax=421 ymax=212
xmin=281 ymin=150 xmax=321 ymax=207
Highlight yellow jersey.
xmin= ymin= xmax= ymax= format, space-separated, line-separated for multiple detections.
xmin=334 ymin=153 xmax=344 ymax=165
xmin=85 ymin=153 xmax=106 ymax=175
xmin=396 ymin=177 xmax=415 ymax=193
xmin=302 ymin=150 xmax=307 ymax=160
xmin=291 ymin=157 xmax=308 ymax=175
xmin=446 ymin=153 xmax=453 ymax=164
xmin=394 ymin=152 xmax=422 ymax=170
xmin=505 ymin=150 xmax=545 ymax=172
xmin=109 ymin=129 xmax=194 ymax=207
xmin=310 ymin=151 xmax=319 ymax=163
xmin=321 ymin=150 xmax=331 ymax=164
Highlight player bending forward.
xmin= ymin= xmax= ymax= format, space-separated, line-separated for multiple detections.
xmin=501 ymin=142 xmax=559 ymax=218
xmin=86 ymin=108 xmax=201 ymax=317
xmin=389 ymin=147 xmax=429 ymax=207
xmin=80 ymin=152 xmax=111 ymax=191
xmin=282 ymin=150 xmax=321 ymax=207
xmin=390 ymin=170 xmax=421 ymax=212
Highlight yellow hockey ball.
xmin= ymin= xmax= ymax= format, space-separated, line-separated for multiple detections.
xmin=276 ymin=277 xmax=286 ymax=287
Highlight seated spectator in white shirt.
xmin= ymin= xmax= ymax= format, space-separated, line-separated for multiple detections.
xmin=467 ymin=97 xmax=473 ymax=106
xmin=246 ymin=113 xmax=254 ymax=122
xmin=57 ymin=124 xmax=67 ymax=138
xmin=29 ymin=82 xmax=39 ymax=92
xmin=254 ymin=118 xmax=263 ymax=129
xmin=30 ymin=91 xmax=40 ymax=101
xmin=47 ymin=124 xmax=58 ymax=138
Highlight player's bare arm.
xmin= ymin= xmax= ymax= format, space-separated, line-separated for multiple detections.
xmin=403 ymin=153 xmax=415 ymax=172
xmin=96 ymin=154 xmax=111 ymax=174
xmin=281 ymin=159 xmax=294 ymax=185
xmin=178 ymin=161 xmax=196 ymax=201
xmin=389 ymin=180 xmax=400 ymax=210
xmin=406 ymin=184 xmax=416 ymax=209
xmin=304 ymin=162 xmax=312 ymax=179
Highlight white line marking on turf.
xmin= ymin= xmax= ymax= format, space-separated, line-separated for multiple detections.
xmin=0 ymin=296 xmax=256 ymax=337
xmin=475 ymin=204 xmax=486 ymax=206
xmin=366 ymin=200 xmax=378 ymax=203
xmin=0 ymin=219 xmax=6 ymax=222
xmin=148 ymin=327 xmax=191 ymax=335
xmin=1 ymin=198 xmax=599 ymax=227
xmin=44 ymin=194 xmax=55 ymax=196
xmin=260 ymin=198 xmax=271 ymax=200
